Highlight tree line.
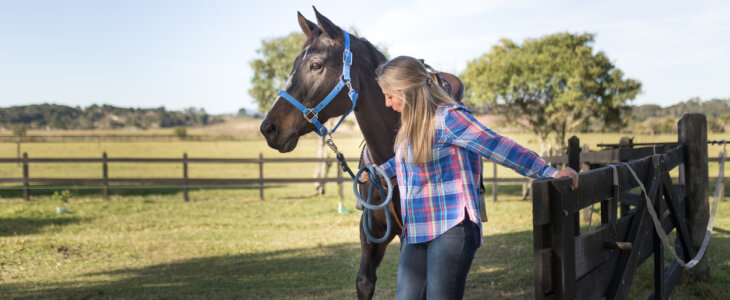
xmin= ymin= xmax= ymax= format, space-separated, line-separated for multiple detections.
xmin=629 ymin=98 xmax=730 ymax=134
xmin=0 ymin=104 xmax=224 ymax=130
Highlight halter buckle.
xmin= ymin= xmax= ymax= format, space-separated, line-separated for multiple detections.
xmin=343 ymin=49 xmax=353 ymax=66
xmin=303 ymin=109 xmax=318 ymax=123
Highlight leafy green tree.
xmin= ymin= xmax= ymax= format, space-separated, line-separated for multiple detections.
xmin=11 ymin=124 xmax=27 ymax=138
xmin=249 ymin=32 xmax=306 ymax=113
xmin=462 ymin=33 xmax=642 ymax=150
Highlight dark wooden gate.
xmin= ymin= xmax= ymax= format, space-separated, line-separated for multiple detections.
xmin=532 ymin=114 xmax=710 ymax=299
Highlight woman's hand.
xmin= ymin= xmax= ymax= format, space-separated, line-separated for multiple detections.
xmin=556 ymin=167 xmax=579 ymax=189
xmin=359 ymin=171 xmax=370 ymax=183
xmin=359 ymin=169 xmax=388 ymax=185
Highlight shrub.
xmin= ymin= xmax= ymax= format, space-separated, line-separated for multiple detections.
xmin=173 ymin=126 xmax=187 ymax=139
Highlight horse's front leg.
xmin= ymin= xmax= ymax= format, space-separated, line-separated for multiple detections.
xmin=355 ymin=213 xmax=396 ymax=300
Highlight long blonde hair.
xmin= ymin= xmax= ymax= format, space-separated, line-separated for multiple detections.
xmin=376 ymin=56 xmax=458 ymax=164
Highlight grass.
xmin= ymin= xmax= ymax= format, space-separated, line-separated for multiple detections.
xmin=1 ymin=126 xmax=729 ymax=298
xmin=1 ymin=184 xmax=729 ymax=299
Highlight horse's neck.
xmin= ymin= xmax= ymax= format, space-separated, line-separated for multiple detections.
xmin=353 ymin=81 xmax=398 ymax=165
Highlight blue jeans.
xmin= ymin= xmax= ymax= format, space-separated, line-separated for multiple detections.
xmin=397 ymin=220 xmax=480 ymax=300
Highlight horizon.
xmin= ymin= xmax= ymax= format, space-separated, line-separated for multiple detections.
xmin=3 ymin=96 xmax=728 ymax=117
xmin=1 ymin=0 xmax=729 ymax=114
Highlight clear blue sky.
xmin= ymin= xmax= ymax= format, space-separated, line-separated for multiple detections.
xmin=1 ymin=0 xmax=728 ymax=114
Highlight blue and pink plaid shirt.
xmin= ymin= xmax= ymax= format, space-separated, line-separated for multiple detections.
xmin=378 ymin=104 xmax=559 ymax=244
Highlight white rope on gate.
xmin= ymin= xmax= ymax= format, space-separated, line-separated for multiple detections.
xmin=617 ymin=140 xmax=725 ymax=269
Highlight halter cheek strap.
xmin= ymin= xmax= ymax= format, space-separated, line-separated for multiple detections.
xmin=277 ymin=29 xmax=358 ymax=137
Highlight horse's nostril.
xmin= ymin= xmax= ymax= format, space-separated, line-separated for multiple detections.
xmin=260 ymin=120 xmax=277 ymax=138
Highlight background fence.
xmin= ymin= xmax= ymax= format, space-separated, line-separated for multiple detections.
xmin=0 ymin=134 xmax=237 ymax=143
xmin=0 ymin=139 xmax=726 ymax=202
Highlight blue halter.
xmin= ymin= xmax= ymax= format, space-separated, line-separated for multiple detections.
xmin=277 ymin=29 xmax=358 ymax=137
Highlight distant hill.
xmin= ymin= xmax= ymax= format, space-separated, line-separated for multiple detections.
xmin=631 ymin=97 xmax=730 ymax=121
xmin=628 ymin=97 xmax=730 ymax=134
xmin=0 ymin=104 xmax=224 ymax=130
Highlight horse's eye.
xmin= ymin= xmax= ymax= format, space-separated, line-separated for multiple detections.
xmin=310 ymin=62 xmax=322 ymax=70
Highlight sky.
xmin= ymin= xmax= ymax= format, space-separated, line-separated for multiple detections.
xmin=1 ymin=0 xmax=729 ymax=115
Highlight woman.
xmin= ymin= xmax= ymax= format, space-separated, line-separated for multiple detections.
xmin=361 ymin=56 xmax=578 ymax=299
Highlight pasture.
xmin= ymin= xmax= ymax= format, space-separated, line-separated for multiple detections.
xmin=1 ymin=128 xmax=730 ymax=299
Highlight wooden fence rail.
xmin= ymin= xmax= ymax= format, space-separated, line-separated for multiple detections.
xmin=0 ymin=134 xmax=238 ymax=143
xmin=0 ymin=150 xmax=725 ymax=202
xmin=0 ymin=151 xmax=540 ymax=202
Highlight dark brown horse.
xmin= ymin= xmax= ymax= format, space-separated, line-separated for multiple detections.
xmin=260 ymin=8 xmax=400 ymax=299
xmin=260 ymin=8 xmax=467 ymax=299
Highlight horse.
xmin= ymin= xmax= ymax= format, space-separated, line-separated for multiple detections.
xmin=260 ymin=8 xmax=468 ymax=299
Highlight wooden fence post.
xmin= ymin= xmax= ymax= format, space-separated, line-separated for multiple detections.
xmin=679 ymin=114 xmax=710 ymax=276
xmin=618 ymin=137 xmax=633 ymax=217
xmin=259 ymin=152 xmax=264 ymax=200
xmin=183 ymin=153 xmax=189 ymax=202
xmin=102 ymin=152 xmax=109 ymax=199
xmin=492 ymin=162 xmax=498 ymax=202
xmin=567 ymin=136 xmax=581 ymax=235
xmin=338 ymin=164 xmax=344 ymax=201
xmin=22 ymin=152 xmax=29 ymax=201
xmin=551 ymin=181 xmax=577 ymax=299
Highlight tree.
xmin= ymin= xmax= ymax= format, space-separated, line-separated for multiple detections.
xmin=461 ymin=33 xmax=642 ymax=151
xmin=248 ymin=32 xmax=306 ymax=113
xmin=173 ymin=126 xmax=187 ymax=139
xmin=11 ymin=124 xmax=27 ymax=138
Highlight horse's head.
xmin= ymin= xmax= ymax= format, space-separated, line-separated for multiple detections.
xmin=260 ymin=8 xmax=358 ymax=152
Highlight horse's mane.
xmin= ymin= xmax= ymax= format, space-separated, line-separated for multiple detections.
xmin=359 ymin=37 xmax=388 ymax=71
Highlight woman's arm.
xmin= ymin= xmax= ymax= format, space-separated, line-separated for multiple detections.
xmin=441 ymin=106 xmax=560 ymax=179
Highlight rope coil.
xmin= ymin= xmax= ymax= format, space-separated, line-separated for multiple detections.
xmin=353 ymin=164 xmax=394 ymax=244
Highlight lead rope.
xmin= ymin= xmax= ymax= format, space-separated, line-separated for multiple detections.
xmin=325 ymin=135 xmax=395 ymax=244
xmin=353 ymin=164 xmax=394 ymax=244
xmin=619 ymin=140 xmax=725 ymax=269
xmin=325 ymin=136 xmax=358 ymax=179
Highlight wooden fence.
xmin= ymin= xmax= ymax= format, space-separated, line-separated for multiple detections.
xmin=0 ymin=153 xmax=362 ymax=201
xmin=532 ymin=114 xmax=714 ymax=299
xmin=0 ymin=149 xmax=724 ymax=203
xmin=0 ymin=134 xmax=237 ymax=143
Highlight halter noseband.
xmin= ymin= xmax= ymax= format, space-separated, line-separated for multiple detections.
xmin=277 ymin=29 xmax=358 ymax=137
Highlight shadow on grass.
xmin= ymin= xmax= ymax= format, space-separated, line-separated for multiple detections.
xmin=0 ymin=184 xmax=278 ymax=199
xmin=4 ymin=231 xmax=540 ymax=299
xmin=5 ymin=228 xmax=727 ymax=299
xmin=0 ymin=216 xmax=84 ymax=236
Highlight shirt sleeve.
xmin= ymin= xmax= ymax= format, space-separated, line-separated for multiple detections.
xmin=376 ymin=156 xmax=397 ymax=178
xmin=441 ymin=106 xmax=559 ymax=179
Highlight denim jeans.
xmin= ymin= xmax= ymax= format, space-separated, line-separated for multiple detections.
xmin=397 ymin=219 xmax=480 ymax=300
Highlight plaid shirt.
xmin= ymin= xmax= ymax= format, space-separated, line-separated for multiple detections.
xmin=378 ymin=104 xmax=559 ymax=244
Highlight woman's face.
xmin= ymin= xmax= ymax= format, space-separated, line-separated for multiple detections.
xmin=380 ymin=86 xmax=405 ymax=113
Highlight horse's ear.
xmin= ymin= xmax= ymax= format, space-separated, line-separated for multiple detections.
xmin=297 ymin=11 xmax=317 ymax=36
xmin=313 ymin=6 xmax=341 ymax=41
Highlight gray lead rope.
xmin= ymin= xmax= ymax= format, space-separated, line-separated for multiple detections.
xmin=616 ymin=140 xmax=725 ymax=269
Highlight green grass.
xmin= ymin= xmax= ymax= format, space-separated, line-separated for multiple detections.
xmin=1 ymin=185 xmax=729 ymax=299
xmin=1 ymin=128 xmax=729 ymax=298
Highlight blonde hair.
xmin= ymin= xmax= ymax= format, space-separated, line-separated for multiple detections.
xmin=376 ymin=56 xmax=458 ymax=164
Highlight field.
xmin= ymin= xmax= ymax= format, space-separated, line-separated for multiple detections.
xmin=1 ymin=121 xmax=730 ymax=299
xmin=2 ymin=186 xmax=729 ymax=299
